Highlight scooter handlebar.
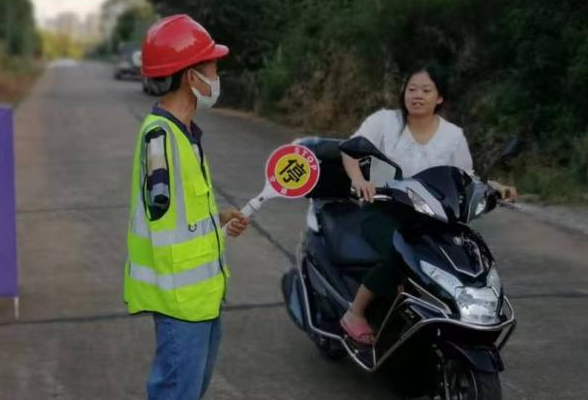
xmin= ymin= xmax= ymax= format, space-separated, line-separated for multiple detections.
xmin=349 ymin=186 xmax=393 ymax=201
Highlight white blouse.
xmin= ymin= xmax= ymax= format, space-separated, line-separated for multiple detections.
xmin=351 ymin=109 xmax=474 ymax=185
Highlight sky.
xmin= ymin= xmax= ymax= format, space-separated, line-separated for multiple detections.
xmin=32 ymin=0 xmax=104 ymax=22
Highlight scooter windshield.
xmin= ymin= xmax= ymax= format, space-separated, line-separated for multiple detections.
xmin=412 ymin=166 xmax=474 ymax=223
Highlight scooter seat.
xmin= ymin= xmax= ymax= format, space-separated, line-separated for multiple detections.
xmin=317 ymin=201 xmax=386 ymax=265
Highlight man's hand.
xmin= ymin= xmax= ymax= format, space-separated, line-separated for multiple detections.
xmin=220 ymin=209 xmax=250 ymax=237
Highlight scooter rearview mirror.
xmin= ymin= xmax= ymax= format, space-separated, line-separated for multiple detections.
xmin=499 ymin=136 xmax=524 ymax=159
xmin=340 ymin=137 xmax=403 ymax=180
xmin=340 ymin=137 xmax=385 ymax=160
xmin=480 ymin=136 xmax=524 ymax=182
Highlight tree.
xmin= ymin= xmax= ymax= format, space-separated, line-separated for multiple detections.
xmin=0 ymin=0 xmax=39 ymax=60
xmin=111 ymin=4 xmax=156 ymax=49
xmin=39 ymin=30 xmax=84 ymax=60
xmin=146 ymin=0 xmax=588 ymax=199
xmin=148 ymin=0 xmax=294 ymax=72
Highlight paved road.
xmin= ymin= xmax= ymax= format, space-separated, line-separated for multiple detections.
xmin=0 ymin=61 xmax=586 ymax=400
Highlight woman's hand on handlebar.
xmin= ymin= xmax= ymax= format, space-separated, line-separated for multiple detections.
xmin=488 ymin=180 xmax=518 ymax=202
xmin=352 ymin=178 xmax=376 ymax=203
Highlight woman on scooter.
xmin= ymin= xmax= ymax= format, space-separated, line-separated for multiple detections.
xmin=340 ymin=62 xmax=517 ymax=344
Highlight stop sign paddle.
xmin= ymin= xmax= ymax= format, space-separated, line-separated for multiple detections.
xmin=223 ymin=144 xmax=320 ymax=235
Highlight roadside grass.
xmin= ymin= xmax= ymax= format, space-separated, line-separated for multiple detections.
xmin=515 ymin=165 xmax=588 ymax=205
xmin=0 ymin=58 xmax=42 ymax=105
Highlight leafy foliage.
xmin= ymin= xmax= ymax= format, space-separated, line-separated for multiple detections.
xmin=148 ymin=0 xmax=588 ymax=201
xmin=0 ymin=0 xmax=39 ymax=60
xmin=39 ymin=31 xmax=85 ymax=60
xmin=0 ymin=0 xmax=40 ymax=103
xmin=111 ymin=5 xmax=157 ymax=49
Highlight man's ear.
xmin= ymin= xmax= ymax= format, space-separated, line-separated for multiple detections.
xmin=184 ymin=69 xmax=194 ymax=87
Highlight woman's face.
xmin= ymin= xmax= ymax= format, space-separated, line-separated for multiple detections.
xmin=403 ymin=71 xmax=443 ymax=117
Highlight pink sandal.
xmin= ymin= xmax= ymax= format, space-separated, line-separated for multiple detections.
xmin=340 ymin=314 xmax=375 ymax=345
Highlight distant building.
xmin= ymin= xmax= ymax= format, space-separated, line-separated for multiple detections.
xmin=84 ymin=14 xmax=102 ymax=42
xmin=42 ymin=11 xmax=103 ymax=43
xmin=45 ymin=12 xmax=81 ymax=36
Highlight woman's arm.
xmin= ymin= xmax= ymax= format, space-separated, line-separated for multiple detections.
xmin=453 ymin=132 xmax=475 ymax=176
xmin=344 ymin=110 xmax=388 ymax=202
xmin=342 ymin=153 xmax=375 ymax=202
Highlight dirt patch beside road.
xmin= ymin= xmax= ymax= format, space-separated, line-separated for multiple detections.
xmin=0 ymin=67 xmax=41 ymax=105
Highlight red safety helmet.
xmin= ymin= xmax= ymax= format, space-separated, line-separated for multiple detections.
xmin=141 ymin=14 xmax=229 ymax=78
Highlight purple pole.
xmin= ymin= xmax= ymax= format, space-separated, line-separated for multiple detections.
xmin=0 ymin=106 xmax=18 ymax=302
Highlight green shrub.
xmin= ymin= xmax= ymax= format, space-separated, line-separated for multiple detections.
xmin=149 ymin=0 xmax=588 ymax=202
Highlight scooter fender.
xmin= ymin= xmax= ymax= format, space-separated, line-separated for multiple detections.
xmin=440 ymin=341 xmax=504 ymax=373
xmin=281 ymin=268 xmax=308 ymax=331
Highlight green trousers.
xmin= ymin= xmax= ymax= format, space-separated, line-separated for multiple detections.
xmin=360 ymin=211 xmax=404 ymax=297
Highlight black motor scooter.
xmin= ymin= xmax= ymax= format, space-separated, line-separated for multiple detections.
xmin=282 ymin=136 xmax=518 ymax=400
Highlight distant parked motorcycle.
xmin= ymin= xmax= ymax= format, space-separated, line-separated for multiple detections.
xmin=113 ymin=43 xmax=142 ymax=81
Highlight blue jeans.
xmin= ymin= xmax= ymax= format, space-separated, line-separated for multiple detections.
xmin=147 ymin=313 xmax=222 ymax=400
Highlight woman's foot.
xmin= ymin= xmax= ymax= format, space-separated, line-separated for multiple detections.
xmin=340 ymin=310 xmax=375 ymax=344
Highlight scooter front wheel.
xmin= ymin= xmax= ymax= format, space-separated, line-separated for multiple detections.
xmin=471 ymin=372 xmax=501 ymax=400
xmin=432 ymin=360 xmax=502 ymax=400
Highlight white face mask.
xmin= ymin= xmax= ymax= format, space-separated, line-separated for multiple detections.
xmin=190 ymin=69 xmax=220 ymax=109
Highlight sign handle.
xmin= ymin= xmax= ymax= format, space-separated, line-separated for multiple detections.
xmin=240 ymin=196 xmax=264 ymax=218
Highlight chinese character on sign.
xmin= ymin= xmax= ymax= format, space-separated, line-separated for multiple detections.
xmin=279 ymin=159 xmax=306 ymax=183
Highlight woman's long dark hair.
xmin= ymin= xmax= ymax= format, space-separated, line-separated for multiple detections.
xmin=398 ymin=62 xmax=449 ymax=125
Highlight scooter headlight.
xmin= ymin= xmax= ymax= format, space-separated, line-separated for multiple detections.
xmin=455 ymin=287 xmax=500 ymax=325
xmin=421 ymin=261 xmax=501 ymax=325
xmin=407 ymin=189 xmax=435 ymax=217
xmin=474 ymin=198 xmax=487 ymax=216
xmin=487 ymin=267 xmax=501 ymax=295
xmin=421 ymin=261 xmax=461 ymax=296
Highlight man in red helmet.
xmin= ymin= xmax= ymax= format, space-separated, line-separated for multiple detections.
xmin=124 ymin=14 xmax=249 ymax=400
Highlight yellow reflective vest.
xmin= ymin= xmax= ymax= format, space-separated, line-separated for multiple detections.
xmin=124 ymin=113 xmax=227 ymax=321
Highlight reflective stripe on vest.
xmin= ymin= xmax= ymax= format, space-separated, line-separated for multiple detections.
xmin=129 ymin=258 xmax=223 ymax=290
xmin=131 ymin=192 xmax=220 ymax=247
